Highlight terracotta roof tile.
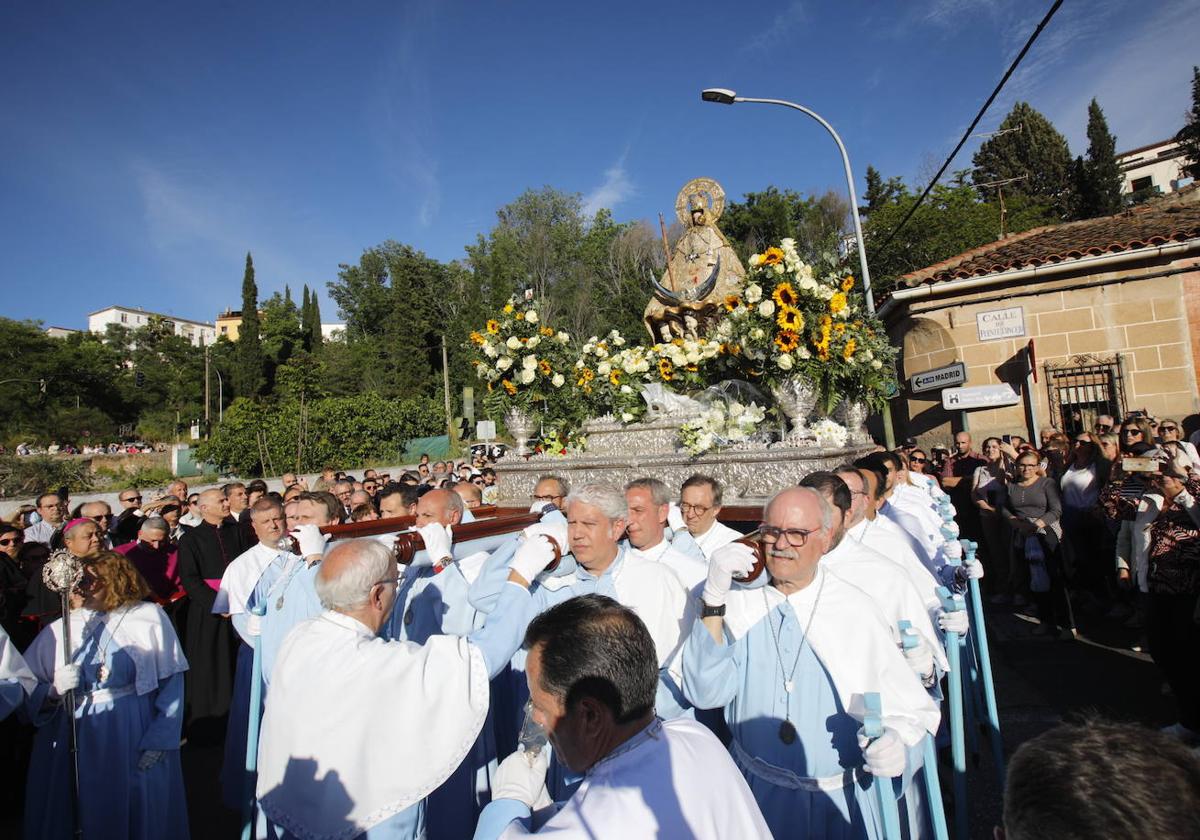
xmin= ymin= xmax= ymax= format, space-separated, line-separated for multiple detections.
xmin=897 ymin=186 xmax=1200 ymax=287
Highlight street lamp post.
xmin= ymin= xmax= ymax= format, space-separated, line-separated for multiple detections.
xmin=701 ymin=88 xmax=894 ymax=446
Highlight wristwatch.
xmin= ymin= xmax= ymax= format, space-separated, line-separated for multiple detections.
xmin=700 ymin=601 xmax=726 ymax=618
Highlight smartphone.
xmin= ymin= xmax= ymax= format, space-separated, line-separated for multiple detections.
xmin=1001 ymin=435 xmax=1011 ymax=445
xmin=1122 ymin=456 xmax=1160 ymax=473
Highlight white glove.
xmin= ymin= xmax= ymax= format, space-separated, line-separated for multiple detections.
xmin=509 ymin=537 xmax=557 ymax=583
xmin=417 ymin=522 xmax=454 ymax=565
xmin=491 ymin=747 xmax=550 ymax=807
xmin=522 ymin=520 xmax=568 ymax=550
xmin=246 ymin=613 xmax=262 ymax=637
xmin=962 ymin=560 xmax=984 ymax=580
xmin=291 ymin=524 xmax=329 ymax=558
xmin=902 ymin=637 xmax=935 ymax=682
xmin=667 ymin=503 xmax=686 ymax=532
xmin=703 ymin=542 xmax=756 ymax=606
xmin=859 ymin=727 xmax=907 ymax=778
xmin=938 ymin=608 xmax=969 ymax=635
xmin=53 ymin=664 xmax=81 ymax=695
xmin=137 ymin=750 xmax=164 ymax=771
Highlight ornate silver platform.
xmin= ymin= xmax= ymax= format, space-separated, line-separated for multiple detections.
xmin=496 ymin=416 xmax=874 ymax=504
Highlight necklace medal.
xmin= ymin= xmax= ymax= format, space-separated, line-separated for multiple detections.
xmin=97 ymin=663 xmax=108 ymax=683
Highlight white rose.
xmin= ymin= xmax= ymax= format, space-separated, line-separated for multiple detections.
xmin=758 ymin=300 xmax=775 ymax=318
xmin=750 ymin=328 xmax=765 ymax=341
xmin=748 ymin=254 xmax=763 ymax=267
xmin=863 ymin=349 xmax=873 ymax=361
xmin=597 ymin=361 xmax=612 ymax=375
xmin=527 ymin=335 xmax=541 ymax=348
xmin=522 ymin=355 xmax=537 ymax=371
xmin=552 ymin=373 xmax=565 ymax=387
xmin=772 ymin=263 xmax=785 ymax=276
xmin=526 ymin=310 xmax=539 ymax=323
xmin=797 ymin=346 xmax=812 ymax=360
xmin=483 ymin=343 xmax=498 ymax=358
xmin=620 ymin=412 xmax=634 ymax=422
xmin=496 ymin=356 xmax=513 ymax=372
xmin=686 ymin=351 xmax=701 ymax=364
xmin=871 ymin=360 xmax=883 ymax=370
xmin=778 ymin=353 xmax=794 ymax=371
xmin=518 ymin=369 xmax=535 ymax=385
xmin=620 ymin=384 xmax=633 ymax=394
xmin=506 ymin=336 xmax=521 ymax=350
xmin=556 ymin=331 xmax=569 ymax=344
xmin=744 ymin=284 xmax=763 ymax=303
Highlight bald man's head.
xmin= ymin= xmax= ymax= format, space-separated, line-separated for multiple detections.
xmin=198 ymin=488 xmax=230 ymax=525
xmin=416 ymin=488 xmax=464 ymax=527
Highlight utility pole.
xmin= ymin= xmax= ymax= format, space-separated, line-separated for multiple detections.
xmin=204 ymin=346 xmax=210 ymax=426
xmin=441 ymin=335 xmax=453 ymax=443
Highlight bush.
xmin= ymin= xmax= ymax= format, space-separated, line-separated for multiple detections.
xmin=0 ymin=456 xmax=95 ymax=498
xmin=197 ymin=394 xmax=443 ymax=476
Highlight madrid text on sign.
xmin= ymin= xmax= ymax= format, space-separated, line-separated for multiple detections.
xmin=976 ymin=306 xmax=1025 ymax=342
xmin=910 ymin=361 xmax=966 ymax=394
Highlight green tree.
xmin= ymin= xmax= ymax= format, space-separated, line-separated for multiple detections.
xmin=972 ymin=102 xmax=1073 ymax=217
xmin=308 ymin=291 xmax=323 ymax=350
xmin=1176 ymin=65 xmax=1200 ymax=179
xmin=234 ymin=253 xmax=264 ymax=398
xmin=1077 ymin=99 xmax=1124 ymax=218
xmin=721 ymin=187 xmax=849 ymax=267
xmin=862 ymin=166 xmax=906 ymax=217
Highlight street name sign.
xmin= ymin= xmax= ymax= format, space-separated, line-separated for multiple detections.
xmin=976 ymin=306 xmax=1025 ymax=342
xmin=910 ymin=361 xmax=966 ymax=394
xmin=941 ymin=384 xmax=1021 ymax=411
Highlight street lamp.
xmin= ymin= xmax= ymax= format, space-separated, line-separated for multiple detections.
xmin=702 ymin=88 xmax=894 ymax=447
xmin=700 ymin=88 xmax=875 ymax=315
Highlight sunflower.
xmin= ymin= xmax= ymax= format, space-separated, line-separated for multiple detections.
xmin=720 ymin=342 xmax=741 ymax=356
xmin=761 ymin=247 xmax=785 ymax=266
xmin=540 ymin=326 xmax=554 ymax=337
xmin=469 ymin=331 xmax=485 ymax=346
xmin=576 ymin=367 xmax=595 ymax=387
xmin=843 ymin=339 xmax=857 ymax=361
xmin=609 ymin=369 xmax=622 ymax=386
xmin=820 ymin=314 xmax=832 ymax=330
xmin=834 ymin=322 xmax=846 ymax=335
xmin=772 ymin=281 xmax=798 ymax=308
xmin=503 ymin=303 xmax=514 ymax=314
xmin=776 ymin=305 xmax=803 ymax=332
xmin=514 ymin=311 xmax=524 ymax=321
xmin=830 ymin=292 xmax=848 ymax=315
xmin=841 ymin=275 xmax=856 ymax=293
xmin=485 ymin=319 xmax=500 ymax=334
xmin=658 ymin=359 xmax=674 ymax=381
xmin=502 ymin=379 xmax=517 ymax=395
xmin=774 ymin=330 xmax=800 ymax=353
xmin=723 ymin=294 xmax=742 ymax=312
xmin=816 ymin=344 xmax=830 ymax=361
xmin=538 ymin=360 xmax=552 ymax=376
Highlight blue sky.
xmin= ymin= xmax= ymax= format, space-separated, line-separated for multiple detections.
xmin=1 ymin=0 xmax=1194 ymax=330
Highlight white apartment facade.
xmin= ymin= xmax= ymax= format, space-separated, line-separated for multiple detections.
xmin=88 ymin=305 xmax=216 ymax=347
xmin=1117 ymin=139 xmax=1193 ymax=197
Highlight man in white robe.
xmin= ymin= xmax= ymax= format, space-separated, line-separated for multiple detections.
xmin=675 ymin=474 xmax=741 ymax=559
xmin=257 ymin=537 xmax=537 ymax=840
xmin=624 ymin=478 xmax=708 ymax=592
xmin=682 ymin=487 xmax=940 ymax=840
xmin=472 ymin=594 xmax=771 ymax=839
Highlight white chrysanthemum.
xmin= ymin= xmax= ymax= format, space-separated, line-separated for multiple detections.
xmin=496 ymin=356 xmax=513 ymax=372
xmin=483 ymin=343 xmax=498 ymax=358
xmin=750 ymin=327 xmax=765 ymax=341
xmin=863 ymin=349 xmax=873 ymax=361
xmin=620 ymin=384 xmax=633 ymax=394
xmin=758 ymin=300 xmax=776 ymax=318
xmin=522 ymin=355 xmax=537 ymax=371
xmin=505 ymin=336 xmax=521 ymax=350
xmin=797 ymin=346 xmax=812 ymax=360
xmin=778 ymin=353 xmax=794 ymax=370
xmin=620 ymin=411 xmax=634 ymax=422
xmin=556 ymin=331 xmax=570 ymax=344
xmin=748 ymin=254 xmax=763 ymax=268
xmin=526 ymin=310 xmax=538 ymax=323
xmin=597 ymin=361 xmax=611 ymax=376
xmin=518 ymin=369 xmax=535 ymax=385
xmin=552 ymin=373 xmax=565 ymax=387
xmin=772 ymin=263 xmax=785 ymax=276
xmin=871 ymin=359 xmax=883 ymax=370
xmin=744 ymin=283 xmax=763 ymax=303
xmin=526 ymin=335 xmax=540 ymax=349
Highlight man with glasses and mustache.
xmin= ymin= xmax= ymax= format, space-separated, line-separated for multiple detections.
xmin=112 ymin=488 xmax=145 ymax=546
xmin=683 ymin=485 xmax=940 ymax=839
xmin=676 ymin=474 xmax=741 ymax=560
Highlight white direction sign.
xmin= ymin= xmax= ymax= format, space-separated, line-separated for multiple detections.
xmin=976 ymin=306 xmax=1025 ymax=342
xmin=910 ymin=361 xmax=966 ymax=394
xmin=942 ymin=383 xmax=1021 ymax=411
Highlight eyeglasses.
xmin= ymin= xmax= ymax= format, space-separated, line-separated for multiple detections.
xmin=90 ymin=514 xmax=113 ymax=522
xmin=1122 ymin=429 xmax=1143 ymax=437
xmin=121 ymin=496 xmax=142 ymax=504
xmin=531 ymin=494 xmax=562 ymax=503
xmin=0 ymin=537 xmax=22 ymax=546
xmin=1074 ymin=440 xmax=1093 ymax=446
xmin=1094 ymin=424 xmax=1112 ymax=431
xmin=758 ymin=524 xmax=814 ymax=547
xmin=1161 ymin=425 xmax=1178 ymax=432
xmin=679 ymin=503 xmax=713 ymax=515
xmin=909 ymin=457 xmax=927 ymax=464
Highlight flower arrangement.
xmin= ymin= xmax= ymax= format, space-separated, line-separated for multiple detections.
xmin=811 ymin=417 xmax=849 ymax=450
xmin=574 ymin=330 xmax=647 ymax=424
xmin=719 ymin=238 xmax=898 ymax=412
xmin=678 ymin=399 xmax=767 ymax=456
xmin=469 ymin=295 xmax=575 ymax=422
xmin=535 ymin=428 xmax=588 ymax=457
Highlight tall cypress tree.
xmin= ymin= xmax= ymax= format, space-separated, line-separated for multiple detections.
xmin=1176 ymin=66 xmax=1200 ymax=179
xmin=308 ymin=289 xmax=323 ymax=349
xmin=300 ymin=286 xmax=313 ymax=351
xmin=1078 ymin=99 xmax=1124 ymax=218
xmin=234 ymin=252 xmax=264 ymax=398
xmin=972 ymin=102 xmax=1073 ymax=217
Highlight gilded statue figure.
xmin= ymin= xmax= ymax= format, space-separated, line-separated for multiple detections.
xmin=644 ymin=177 xmax=746 ymax=341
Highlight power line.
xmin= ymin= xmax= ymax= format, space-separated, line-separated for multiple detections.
xmin=871 ymin=0 xmax=1064 ymax=261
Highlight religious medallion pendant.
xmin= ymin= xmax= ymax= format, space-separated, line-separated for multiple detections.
xmin=779 ymin=720 xmax=797 ymax=745
xmin=97 ymin=664 xmax=108 ymax=684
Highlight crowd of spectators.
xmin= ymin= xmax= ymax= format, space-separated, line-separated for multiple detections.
xmin=9 ymin=441 xmax=165 ymax=456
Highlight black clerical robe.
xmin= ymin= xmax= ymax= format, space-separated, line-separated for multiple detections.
xmin=177 ymin=519 xmax=247 ymax=737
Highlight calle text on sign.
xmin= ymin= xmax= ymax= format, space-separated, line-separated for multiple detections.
xmin=910 ymin=361 xmax=967 ymax=394
xmin=976 ymin=306 xmax=1025 ymax=342
xmin=941 ymin=383 xmax=1021 ymax=411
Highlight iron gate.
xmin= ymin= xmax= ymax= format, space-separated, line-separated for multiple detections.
xmin=1043 ymin=354 xmax=1127 ymax=436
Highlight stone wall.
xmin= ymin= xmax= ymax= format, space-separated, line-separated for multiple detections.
xmin=891 ymin=256 xmax=1200 ymax=445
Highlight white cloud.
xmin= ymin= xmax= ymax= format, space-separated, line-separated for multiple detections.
xmin=582 ymin=156 xmax=635 ymax=217
xmin=743 ymin=1 xmax=807 ymax=52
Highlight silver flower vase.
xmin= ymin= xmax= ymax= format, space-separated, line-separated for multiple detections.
xmin=833 ymin=399 xmax=871 ymax=446
xmin=504 ymin=406 xmax=537 ymax=458
xmin=770 ymin=377 xmax=818 ymax=444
